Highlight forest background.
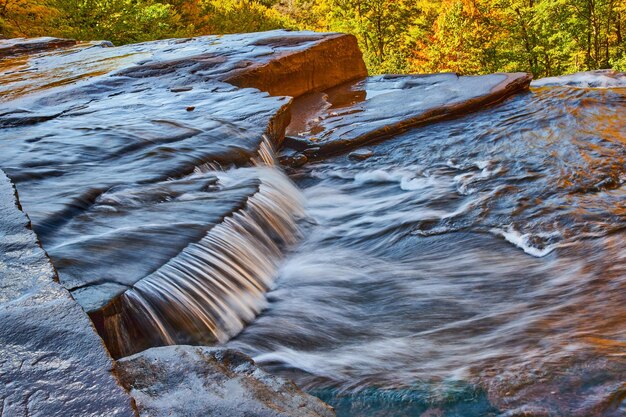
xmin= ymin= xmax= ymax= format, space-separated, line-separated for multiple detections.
xmin=2 ymin=0 xmax=626 ymax=77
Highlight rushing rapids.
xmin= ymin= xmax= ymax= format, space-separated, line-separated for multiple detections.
xmin=98 ymin=143 xmax=306 ymax=358
xmin=226 ymin=85 xmax=626 ymax=416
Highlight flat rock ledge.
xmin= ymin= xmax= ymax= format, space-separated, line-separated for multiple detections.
xmin=0 ymin=30 xmax=366 ymax=316
xmin=0 ymin=37 xmax=77 ymax=58
xmin=0 ymin=170 xmax=136 ymax=417
xmin=531 ymin=69 xmax=626 ymax=88
xmin=283 ymin=72 xmax=532 ymax=161
xmin=116 ymin=345 xmax=336 ymax=417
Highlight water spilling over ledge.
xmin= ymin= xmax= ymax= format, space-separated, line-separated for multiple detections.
xmin=96 ymin=164 xmax=305 ymax=358
xmin=0 ymin=30 xmax=356 ymax=314
xmin=1 ymin=33 xmax=626 ymax=417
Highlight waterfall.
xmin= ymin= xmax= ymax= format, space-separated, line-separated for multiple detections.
xmin=97 ymin=139 xmax=305 ymax=358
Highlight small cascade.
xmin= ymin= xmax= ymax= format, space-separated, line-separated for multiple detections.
xmin=255 ymin=134 xmax=279 ymax=166
xmin=96 ymin=139 xmax=305 ymax=358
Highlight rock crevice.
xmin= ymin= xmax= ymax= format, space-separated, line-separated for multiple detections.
xmin=0 ymin=170 xmax=136 ymax=417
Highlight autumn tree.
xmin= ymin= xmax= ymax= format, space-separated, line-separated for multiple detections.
xmin=410 ymin=0 xmax=510 ymax=74
xmin=323 ymin=0 xmax=417 ymax=73
xmin=52 ymin=0 xmax=185 ymax=44
xmin=1 ymin=0 xmax=59 ymax=37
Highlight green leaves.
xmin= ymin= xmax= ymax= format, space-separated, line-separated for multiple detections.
xmin=53 ymin=0 xmax=184 ymax=44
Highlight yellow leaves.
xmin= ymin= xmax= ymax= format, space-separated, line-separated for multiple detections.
xmin=410 ymin=0 xmax=503 ymax=74
xmin=199 ymin=0 xmax=295 ymax=35
xmin=0 ymin=0 xmax=60 ymax=37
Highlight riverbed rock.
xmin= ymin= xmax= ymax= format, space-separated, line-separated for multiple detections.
xmin=0 ymin=170 xmax=136 ymax=417
xmin=531 ymin=69 xmax=626 ymax=88
xmin=0 ymin=30 xmax=365 ymax=318
xmin=348 ymin=148 xmax=374 ymax=160
xmin=116 ymin=345 xmax=336 ymax=417
xmin=285 ymin=72 xmax=532 ymax=158
xmin=0 ymin=36 xmax=77 ymax=58
xmin=0 ymin=31 xmax=366 ymax=103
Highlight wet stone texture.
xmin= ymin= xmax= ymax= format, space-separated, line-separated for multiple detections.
xmin=0 ymin=37 xmax=77 ymax=58
xmin=284 ymin=72 xmax=532 ymax=159
xmin=0 ymin=170 xmax=136 ymax=417
xmin=0 ymin=31 xmax=366 ymax=103
xmin=0 ymin=75 xmax=283 ymax=312
xmin=0 ymin=30 xmax=366 ymax=315
xmin=0 ymin=33 xmax=543 ymax=417
xmin=531 ymin=69 xmax=626 ymax=88
xmin=116 ymin=345 xmax=336 ymax=417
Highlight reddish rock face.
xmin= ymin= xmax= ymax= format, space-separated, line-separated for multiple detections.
xmin=223 ymin=33 xmax=367 ymax=98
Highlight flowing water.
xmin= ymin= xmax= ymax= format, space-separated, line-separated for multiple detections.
xmin=86 ymin=138 xmax=309 ymax=358
xmin=4 ymin=61 xmax=625 ymax=414
xmin=103 ymin=163 xmax=307 ymax=357
xmin=225 ymin=86 xmax=626 ymax=416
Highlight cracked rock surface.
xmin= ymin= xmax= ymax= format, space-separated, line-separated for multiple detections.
xmin=0 ymin=170 xmax=136 ymax=417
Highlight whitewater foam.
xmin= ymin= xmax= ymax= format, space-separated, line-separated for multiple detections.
xmin=490 ymin=226 xmax=561 ymax=257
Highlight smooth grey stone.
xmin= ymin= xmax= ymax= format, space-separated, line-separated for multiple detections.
xmin=116 ymin=345 xmax=336 ymax=417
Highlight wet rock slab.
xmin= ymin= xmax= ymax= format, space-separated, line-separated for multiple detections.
xmin=0 ymin=37 xmax=77 ymax=58
xmin=532 ymin=69 xmax=626 ymax=88
xmin=0 ymin=30 xmax=365 ymax=313
xmin=0 ymin=170 xmax=135 ymax=417
xmin=0 ymin=30 xmax=366 ymax=102
xmin=116 ymin=345 xmax=336 ymax=417
xmin=285 ymin=72 xmax=531 ymax=158
xmin=56 ymin=172 xmax=261 ymax=312
xmin=0 ymin=76 xmax=285 ymax=311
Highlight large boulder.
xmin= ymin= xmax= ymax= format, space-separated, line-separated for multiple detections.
xmin=0 ymin=170 xmax=136 ymax=417
xmin=116 ymin=345 xmax=336 ymax=417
